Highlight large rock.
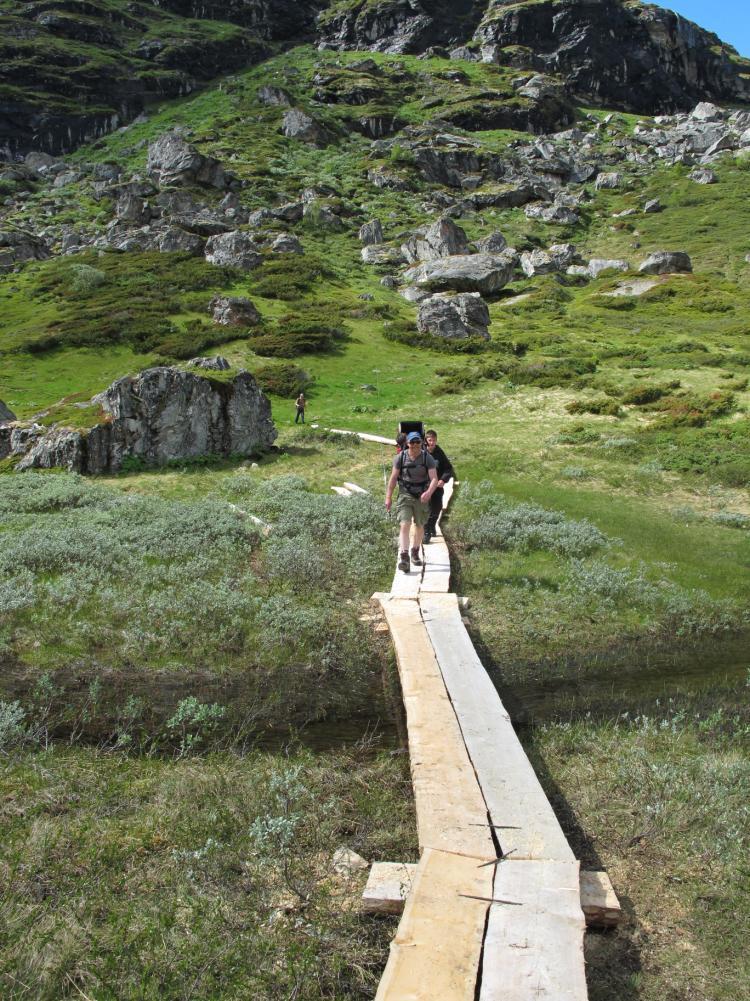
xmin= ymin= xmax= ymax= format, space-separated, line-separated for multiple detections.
xmin=0 ymin=231 xmax=50 ymax=271
xmin=209 ymin=296 xmax=261 ymax=326
xmin=638 ymin=251 xmax=693 ymax=274
xmin=404 ymin=252 xmax=517 ymax=295
xmin=12 ymin=368 xmax=277 ymax=473
xmin=520 ymin=244 xmax=577 ymax=277
xmin=157 ymin=227 xmax=205 ymax=255
xmin=147 ymin=131 xmax=228 ymax=189
xmin=281 ymin=109 xmax=331 ymax=147
xmin=205 ymin=231 xmax=262 ymax=270
xmin=588 ymin=258 xmax=630 ymax=279
xmin=401 ymin=217 xmax=470 ymax=264
xmin=359 ymin=219 xmax=384 ymax=245
xmin=417 ymin=293 xmax=490 ymax=340
xmin=0 ymin=399 xmax=16 ymax=423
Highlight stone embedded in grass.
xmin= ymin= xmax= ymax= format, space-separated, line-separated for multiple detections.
xmin=187 ymin=356 xmax=231 ymax=371
xmin=361 ymin=244 xmax=405 ymax=265
xmin=400 ymin=216 xmax=469 ymax=264
xmin=404 ymin=251 xmax=517 ymax=295
xmin=0 ymin=230 xmax=50 ymax=271
xmin=643 ymin=198 xmax=662 ymax=213
xmin=521 ymin=243 xmax=577 ymax=278
xmin=281 ymin=108 xmax=331 ymax=147
xmin=595 ymin=171 xmax=624 ymax=190
xmin=257 ymin=84 xmax=292 ymax=107
xmin=270 ymin=233 xmax=303 ymax=254
xmin=688 ymin=168 xmax=718 ymax=184
xmin=588 ymin=258 xmax=630 ymax=279
xmin=147 ymin=131 xmax=229 ymax=189
xmin=209 ymin=296 xmax=261 ymax=326
xmin=417 ymin=292 xmax=490 ymax=340
xmin=359 ymin=219 xmax=383 ymax=245
xmin=638 ymin=251 xmax=692 ymax=275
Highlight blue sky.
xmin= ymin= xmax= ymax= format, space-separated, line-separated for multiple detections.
xmin=658 ymin=1 xmax=749 ymax=57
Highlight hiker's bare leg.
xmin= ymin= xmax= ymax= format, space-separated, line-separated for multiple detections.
xmin=399 ymin=521 xmax=411 ymax=552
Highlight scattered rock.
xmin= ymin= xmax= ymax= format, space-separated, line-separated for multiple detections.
xmin=643 ymin=199 xmax=662 ymax=213
xmin=0 ymin=399 xmax=16 ymax=423
xmin=187 ymin=356 xmax=231 ymax=370
xmin=0 ymin=230 xmax=50 ymax=271
xmin=588 ymin=258 xmax=630 ymax=278
xmin=475 ymin=231 xmax=508 ymax=253
xmin=380 ymin=275 xmax=399 ymax=289
xmin=595 ymin=171 xmax=624 ymax=190
xmin=361 ymin=244 xmax=405 ymax=266
xmin=404 ymin=252 xmax=517 ymax=295
xmin=417 ymin=292 xmax=491 ymax=340
xmin=689 ymin=168 xmax=718 ymax=184
xmin=638 ymin=251 xmax=693 ymax=274
xmin=205 ymin=231 xmax=262 ymax=270
xmin=401 ymin=217 xmax=470 ymax=264
xmin=257 ymin=85 xmax=292 ymax=107
xmin=147 ymin=131 xmax=228 ymax=189
xmin=281 ymin=108 xmax=331 ymax=147
xmin=209 ymin=296 xmax=261 ymax=326
xmin=359 ymin=219 xmax=384 ymax=246
xmin=520 ymin=243 xmax=577 ymax=277
xmin=271 ymin=233 xmax=303 ymax=254
xmin=157 ymin=227 xmax=205 ymax=255
xmin=691 ymin=102 xmax=725 ymax=122
xmin=332 ymin=847 xmax=368 ymax=876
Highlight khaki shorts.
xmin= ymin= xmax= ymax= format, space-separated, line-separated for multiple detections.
xmin=396 ymin=490 xmax=429 ymax=527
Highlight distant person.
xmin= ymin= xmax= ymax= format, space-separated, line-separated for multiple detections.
xmin=423 ymin=429 xmax=455 ymax=544
xmin=385 ymin=430 xmax=438 ymax=573
xmin=294 ymin=392 xmax=306 ymax=424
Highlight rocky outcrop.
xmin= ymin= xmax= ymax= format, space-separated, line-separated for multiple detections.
xmin=359 ymin=219 xmax=384 ymax=246
xmin=521 ymin=244 xmax=577 ymax=278
xmin=474 ymin=0 xmax=750 ymax=114
xmin=205 ymin=232 xmax=263 ymax=270
xmin=417 ymin=292 xmax=490 ymax=339
xmin=0 ymin=231 xmax=50 ymax=271
xmin=9 ymin=367 xmax=277 ymax=473
xmin=209 ymin=296 xmax=262 ymax=326
xmin=281 ymin=109 xmax=332 ymax=147
xmin=404 ymin=251 xmax=517 ymax=295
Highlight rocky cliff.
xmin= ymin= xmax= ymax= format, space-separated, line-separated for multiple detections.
xmin=0 ymin=366 xmax=277 ymax=473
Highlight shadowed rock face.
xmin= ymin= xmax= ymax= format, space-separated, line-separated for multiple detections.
xmin=318 ymin=0 xmax=487 ymax=54
xmin=5 ymin=368 xmax=277 ymax=474
xmin=474 ymin=0 xmax=750 ymax=114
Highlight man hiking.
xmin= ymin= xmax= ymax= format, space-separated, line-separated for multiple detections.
xmin=294 ymin=392 xmax=306 ymax=424
xmin=423 ymin=429 xmax=455 ymax=544
xmin=385 ymin=430 xmax=438 ymax=573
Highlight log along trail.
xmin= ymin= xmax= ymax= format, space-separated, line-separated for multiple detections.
xmin=328 ymin=429 xmax=620 ymax=1000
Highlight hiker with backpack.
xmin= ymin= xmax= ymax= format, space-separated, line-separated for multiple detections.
xmin=423 ymin=428 xmax=455 ymax=544
xmin=294 ymin=392 xmax=306 ymax=424
xmin=385 ymin=430 xmax=439 ymax=573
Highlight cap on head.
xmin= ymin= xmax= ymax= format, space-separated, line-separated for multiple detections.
xmin=406 ymin=431 xmax=422 ymax=443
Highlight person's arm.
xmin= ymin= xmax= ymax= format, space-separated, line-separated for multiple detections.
xmin=438 ymin=448 xmax=454 ymax=486
xmin=385 ymin=466 xmax=399 ymax=511
xmin=420 ymin=466 xmax=438 ymax=504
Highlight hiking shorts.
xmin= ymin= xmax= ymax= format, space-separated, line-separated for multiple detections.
xmin=396 ymin=490 xmax=429 ymax=526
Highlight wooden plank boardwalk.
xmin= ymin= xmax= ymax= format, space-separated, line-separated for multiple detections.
xmin=372 ymin=475 xmax=588 ymax=1001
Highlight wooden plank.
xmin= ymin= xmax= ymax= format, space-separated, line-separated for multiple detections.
xmin=420 ymin=593 xmax=574 ymax=863
xmin=374 ymin=594 xmax=495 ymax=859
xmin=343 ymin=481 xmax=369 ymax=494
xmin=361 ymin=861 xmax=417 ymax=915
xmin=376 ymin=849 xmax=492 ymax=1001
xmin=331 ymin=485 xmax=352 ymax=497
xmin=480 ymin=859 xmax=587 ymax=1001
xmin=389 ymin=560 xmax=423 ymax=597
xmin=328 ymin=428 xmax=395 ymax=445
xmin=420 ymin=537 xmax=451 ymax=593
xmin=580 ymin=870 xmax=622 ymax=927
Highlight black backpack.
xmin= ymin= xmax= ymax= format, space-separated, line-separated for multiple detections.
xmin=397 ymin=448 xmax=429 ymax=496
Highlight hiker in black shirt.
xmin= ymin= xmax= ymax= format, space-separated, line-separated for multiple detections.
xmin=423 ymin=429 xmax=454 ymax=543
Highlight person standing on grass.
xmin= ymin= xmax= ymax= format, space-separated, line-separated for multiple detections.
xmin=385 ymin=430 xmax=438 ymax=573
xmin=423 ymin=429 xmax=455 ymax=544
xmin=294 ymin=392 xmax=306 ymax=424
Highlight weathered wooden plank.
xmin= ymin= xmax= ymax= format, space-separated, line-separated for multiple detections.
xmin=580 ymin=869 xmax=622 ymax=927
xmin=343 ymin=481 xmax=369 ymax=494
xmin=420 ymin=593 xmax=574 ymax=862
xmin=375 ymin=849 xmax=492 ymax=1001
xmin=374 ymin=594 xmax=494 ymax=859
xmin=361 ymin=861 xmax=417 ymax=915
xmin=420 ymin=537 xmax=451 ymax=593
xmin=480 ymin=859 xmax=587 ymax=1001
xmin=328 ymin=428 xmax=395 ymax=445
xmin=331 ymin=485 xmax=352 ymax=497
xmin=389 ymin=561 xmax=423 ymax=597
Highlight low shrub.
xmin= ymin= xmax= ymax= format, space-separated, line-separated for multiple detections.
xmin=653 ymin=391 xmax=735 ymax=428
xmin=621 ymin=381 xmax=680 ymax=406
xmin=254 ymin=363 xmax=313 ymax=397
xmin=566 ymin=398 xmax=623 ymax=417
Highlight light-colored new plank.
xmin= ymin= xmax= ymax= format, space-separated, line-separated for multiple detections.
xmin=328 ymin=428 xmax=395 ymax=445
xmin=480 ymin=859 xmax=587 ymax=1001
xmin=420 ymin=537 xmax=451 ymax=593
xmin=343 ymin=481 xmax=369 ymax=494
xmin=331 ymin=485 xmax=352 ymax=497
xmin=389 ymin=561 xmax=423 ymax=597
xmin=580 ymin=869 xmax=622 ymax=927
xmin=420 ymin=593 xmax=574 ymax=862
xmin=361 ymin=861 xmax=417 ymax=915
xmin=374 ymin=594 xmax=494 ymax=859
xmin=376 ymin=849 xmax=493 ymax=1001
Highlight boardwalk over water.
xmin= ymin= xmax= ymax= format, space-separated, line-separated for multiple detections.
xmin=373 ymin=481 xmax=588 ymax=1001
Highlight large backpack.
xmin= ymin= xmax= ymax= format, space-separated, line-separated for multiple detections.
xmin=397 ymin=448 xmax=430 ymax=496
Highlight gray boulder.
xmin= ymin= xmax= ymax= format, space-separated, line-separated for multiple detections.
xmin=257 ymin=85 xmax=292 ymax=107
xmin=115 ymin=190 xmax=152 ymax=225
xmin=209 ymin=296 xmax=261 ymax=326
xmin=643 ymin=199 xmax=662 ymax=213
xmin=401 ymin=217 xmax=470 ymax=264
xmin=187 ymin=356 xmax=231 ymax=370
xmin=281 ymin=109 xmax=331 ymax=147
xmin=691 ymin=102 xmax=725 ymax=122
xmin=361 ymin=244 xmax=406 ymax=266
xmin=475 ymin=231 xmax=508 ymax=253
xmin=272 ymin=202 xmax=305 ymax=223
xmin=0 ymin=399 xmax=16 ymax=423
xmin=595 ymin=171 xmax=624 ymax=190
xmin=417 ymin=293 xmax=490 ymax=340
xmin=404 ymin=252 xmax=517 ymax=295
xmin=0 ymin=231 xmax=50 ymax=271
xmin=157 ymin=227 xmax=205 ymax=255
xmin=271 ymin=233 xmax=303 ymax=254
xmin=689 ymin=168 xmax=718 ymax=184
xmin=16 ymin=428 xmax=86 ymax=473
xmin=638 ymin=251 xmax=693 ymax=275
xmin=588 ymin=258 xmax=630 ymax=279
xmin=359 ymin=219 xmax=384 ymax=245
xmin=147 ymin=131 xmax=228 ymax=189
xmin=520 ymin=244 xmax=577 ymax=277
xmin=524 ymin=203 xmax=579 ymax=224
xmin=205 ymin=231 xmax=262 ymax=270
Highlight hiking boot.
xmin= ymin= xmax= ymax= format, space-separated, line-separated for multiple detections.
xmin=423 ymin=531 xmax=432 ymax=544
xmin=410 ymin=547 xmax=423 ymax=566
xmin=398 ymin=551 xmax=410 ymax=573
